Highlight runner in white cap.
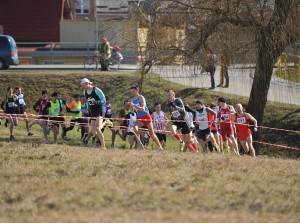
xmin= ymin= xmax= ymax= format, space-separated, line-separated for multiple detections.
xmin=81 ymin=78 xmax=107 ymax=149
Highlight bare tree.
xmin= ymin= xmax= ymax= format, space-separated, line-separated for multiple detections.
xmin=172 ymin=0 xmax=299 ymax=152
xmin=127 ymin=0 xmax=187 ymax=93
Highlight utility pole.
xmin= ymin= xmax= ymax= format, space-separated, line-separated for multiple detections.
xmin=94 ymin=0 xmax=98 ymax=49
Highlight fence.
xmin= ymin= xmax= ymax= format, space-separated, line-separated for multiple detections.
xmin=277 ymin=53 xmax=300 ymax=82
xmin=17 ymin=42 xmax=138 ymax=65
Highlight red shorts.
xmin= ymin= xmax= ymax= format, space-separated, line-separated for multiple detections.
xmin=237 ymin=129 xmax=252 ymax=141
xmin=137 ymin=113 xmax=152 ymax=126
xmin=220 ymin=124 xmax=234 ymax=141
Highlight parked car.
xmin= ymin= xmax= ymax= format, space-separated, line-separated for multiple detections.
xmin=0 ymin=35 xmax=19 ymax=69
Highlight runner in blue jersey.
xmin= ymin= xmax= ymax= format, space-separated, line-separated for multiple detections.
xmin=128 ymin=85 xmax=163 ymax=150
xmin=81 ymin=78 xmax=107 ymax=149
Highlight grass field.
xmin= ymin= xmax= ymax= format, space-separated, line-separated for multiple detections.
xmin=0 ymin=70 xmax=299 ymax=222
xmin=0 ymin=143 xmax=299 ymax=223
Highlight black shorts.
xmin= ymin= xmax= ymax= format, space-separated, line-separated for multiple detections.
xmin=49 ymin=116 xmax=65 ymax=127
xmin=156 ymin=133 xmax=166 ymax=142
xmin=90 ymin=107 xmax=103 ymax=120
xmin=211 ymin=129 xmax=218 ymax=134
xmin=172 ymin=121 xmax=191 ymax=135
xmin=197 ymin=128 xmax=211 ymax=141
xmin=17 ymin=106 xmax=25 ymax=114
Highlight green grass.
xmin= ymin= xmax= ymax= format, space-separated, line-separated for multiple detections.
xmin=0 ymin=144 xmax=299 ymax=223
xmin=276 ymin=68 xmax=300 ymax=83
xmin=0 ymin=70 xmax=299 ymax=155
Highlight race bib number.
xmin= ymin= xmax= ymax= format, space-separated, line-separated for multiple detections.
xmin=54 ymin=107 xmax=60 ymax=113
xmin=237 ymin=117 xmax=246 ymax=124
xmin=19 ymin=99 xmax=25 ymax=105
xmin=171 ymin=110 xmax=180 ymax=118
xmin=88 ymin=98 xmax=96 ymax=105
xmin=8 ymin=102 xmax=15 ymax=107
xmin=221 ymin=114 xmax=229 ymax=121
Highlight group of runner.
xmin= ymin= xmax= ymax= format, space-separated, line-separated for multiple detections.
xmin=0 ymin=78 xmax=258 ymax=156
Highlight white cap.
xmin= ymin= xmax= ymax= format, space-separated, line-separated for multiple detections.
xmin=80 ymin=78 xmax=92 ymax=85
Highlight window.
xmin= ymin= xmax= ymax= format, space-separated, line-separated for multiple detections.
xmin=75 ymin=0 xmax=90 ymax=15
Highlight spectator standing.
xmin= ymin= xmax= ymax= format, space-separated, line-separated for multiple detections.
xmin=202 ymin=44 xmax=217 ymax=89
xmin=99 ymin=37 xmax=111 ymax=71
xmin=217 ymin=44 xmax=230 ymax=88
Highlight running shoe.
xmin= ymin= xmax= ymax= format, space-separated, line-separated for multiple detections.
xmin=62 ymin=135 xmax=71 ymax=141
xmin=28 ymin=131 xmax=33 ymax=136
xmin=9 ymin=135 xmax=15 ymax=141
xmin=179 ymin=141 xmax=185 ymax=151
xmin=45 ymin=140 xmax=52 ymax=144
xmin=106 ymin=119 xmax=113 ymax=128
xmin=81 ymin=140 xmax=88 ymax=147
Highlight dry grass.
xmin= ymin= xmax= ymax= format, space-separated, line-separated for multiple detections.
xmin=0 ymin=142 xmax=299 ymax=223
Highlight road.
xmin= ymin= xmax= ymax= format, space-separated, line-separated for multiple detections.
xmin=151 ymin=65 xmax=300 ymax=106
xmin=11 ymin=64 xmax=300 ymax=105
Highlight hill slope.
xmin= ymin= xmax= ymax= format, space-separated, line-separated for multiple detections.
xmin=0 ymin=70 xmax=299 ymax=156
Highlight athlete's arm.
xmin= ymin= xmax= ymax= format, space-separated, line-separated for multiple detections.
xmin=33 ymin=99 xmax=42 ymax=113
xmin=95 ymin=88 xmax=106 ymax=105
xmin=0 ymin=102 xmax=4 ymax=111
xmin=246 ymin=113 xmax=258 ymax=131
xmin=185 ymin=105 xmax=196 ymax=117
xmin=102 ymin=104 xmax=107 ymax=117
xmin=206 ymin=107 xmax=217 ymax=120
xmin=174 ymin=98 xmax=185 ymax=113
xmin=42 ymin=102 xmax=51 ymax=113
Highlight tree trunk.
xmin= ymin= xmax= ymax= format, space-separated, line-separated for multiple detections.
xmin=246 ymin=40 xmax=276 ymax=154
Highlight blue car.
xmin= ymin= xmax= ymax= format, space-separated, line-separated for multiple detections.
xmin=0 ymin=35 xmax=19 ymax=69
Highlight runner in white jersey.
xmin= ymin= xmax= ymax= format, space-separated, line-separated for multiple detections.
xmin=194 ymin=99 xmax=218 ymax=153
xmin=126 ymin=108 xmax=137 ymax=149
xmin=151 ymin=102 xmax=167 ymax=149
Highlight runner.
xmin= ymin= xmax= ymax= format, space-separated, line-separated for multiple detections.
xmin=125 ymin=106 xmax=137 ymax=149
xmin=232 ymin=103 xmax=258 ymax=157
xmin=215 ymin=97 xmax=239 ymax=155
xmin=117 ymin=101 xmax=131 ymax=141
xmin=57 ymin=92 xmax=70 ymax=141
xmin=81 ymin=78 xmax=107 ymax=149
xmin=1 ymin=87 xmax=18 ymax=140
xmin=42 ymin=92 xmax=65 ymax=144
xmin=194 ymin=99 xmax=218 ymax=153
xmin=32 ymin=90 xmax=50 ymax=143
xmin=151 ymin=102 xmax=168 ymax=149
xmin=165 ymin=89 xmax=198 ymax=152
xmin=79 ymin=95 xmax=89 ymax=143
xmin=209 ymin=103 xmax=222 ymax=150
xmin=102 ymin=96 xmax=117 ymax=149
xmin=65 ymin=94 xmax=85 ymax=139
xmin=128 ymin=85 xmax=163 ymax=150
xmin=15 ymin=86 xmax=33 ymax=136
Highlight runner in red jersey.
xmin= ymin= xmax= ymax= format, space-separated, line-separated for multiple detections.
xmin=216 ymin=97 xmax=239 ymax=155
xmin=232 ymin=104 xmax=258 ymax=157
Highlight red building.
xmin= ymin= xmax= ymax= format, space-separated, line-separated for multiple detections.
xmin=0 ymin=0 xmax=72 ymax=42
